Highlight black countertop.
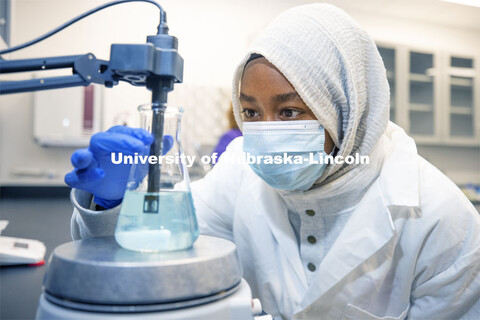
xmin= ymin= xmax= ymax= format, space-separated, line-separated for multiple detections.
xmin=0 ymin=187 xmax=72 ymax=320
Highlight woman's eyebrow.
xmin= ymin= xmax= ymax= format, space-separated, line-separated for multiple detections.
xmin=272 ymin=92 xmax=300 ymax=103
xmin=239 ymin=93 xmax=257 ymax=103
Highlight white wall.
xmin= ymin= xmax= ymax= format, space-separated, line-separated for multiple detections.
xmin=1 ymin=0 xmax=479 ymax=186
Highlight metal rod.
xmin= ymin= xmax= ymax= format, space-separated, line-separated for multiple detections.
xmin=0 ymin=55 xmax=82 ymax=73
xmin=147 ymin=78 xmax=169 ymax=193
xmin=147 ymin=106 xmax=165 ymax=193
xmin=0 ymin=75 xmax=88 ymax=94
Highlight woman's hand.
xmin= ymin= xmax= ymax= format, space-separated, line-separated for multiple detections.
xmin=65 ymin=125 xmax=173 ymax=209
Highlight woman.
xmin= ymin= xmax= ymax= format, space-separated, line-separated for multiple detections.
xmin=66 ymin=4 xmax=480 ymax=319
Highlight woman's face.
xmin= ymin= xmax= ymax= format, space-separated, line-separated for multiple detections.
xmin=240 ymin=57 xmax=334 ymax=153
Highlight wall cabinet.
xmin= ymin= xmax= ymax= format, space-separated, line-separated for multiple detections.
xmin=447 ymin=56 xmax=476 ymax=140
xmin=377 ymin=44 xmax=479 ymax=146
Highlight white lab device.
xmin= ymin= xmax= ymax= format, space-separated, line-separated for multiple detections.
xmin=35 ymin=235 xmax=270 ymax=320
xmin=0 ymin=221 xmax=46 ymax=266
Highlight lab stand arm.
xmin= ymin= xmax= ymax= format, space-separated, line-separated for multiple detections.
xmin=0 ymin=54 xmax=115 ymax=94
xmin=0 ymin=41 xmax=183 ymax=95
xmin=0 ymin=0 xmax=183 ymax=100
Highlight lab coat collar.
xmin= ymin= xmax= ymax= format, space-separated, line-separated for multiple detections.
xmin=298 ymin=179 xmax=396 ymax=310
xmin=377 ymin=123 xmax=420 ymax=208
xmin=276 ymin=123 xmax=420 ymax=210
xmin=276 ymin=130 xmax=386 ymax=214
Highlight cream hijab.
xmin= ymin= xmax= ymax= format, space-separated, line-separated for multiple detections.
xmin=231 ymin=3 xmax=390 ymax=187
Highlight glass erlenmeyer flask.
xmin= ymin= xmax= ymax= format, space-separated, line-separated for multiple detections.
xmin=114 ymin=104 xmax=199 ymax=252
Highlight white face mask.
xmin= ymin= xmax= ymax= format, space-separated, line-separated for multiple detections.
xmin=242 ymin=120 xmax=328 ymax=191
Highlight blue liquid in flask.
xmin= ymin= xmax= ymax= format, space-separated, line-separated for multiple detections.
xmin=115 ymin=190 xmax=199 ymax=252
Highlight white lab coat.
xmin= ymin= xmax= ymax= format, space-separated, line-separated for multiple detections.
xmin=71 ymin=123 xmax=480 ymax=319
xmin=191 ymin=124 xmax=480 ymax=320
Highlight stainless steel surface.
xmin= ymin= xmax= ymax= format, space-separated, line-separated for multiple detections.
xmin=43 ymin=235 xmax=242 ymax=305
xmin=43 ymin=282 xmax=240 ymax=313
xmin=36 ymin=279 xmax=253 ymax=320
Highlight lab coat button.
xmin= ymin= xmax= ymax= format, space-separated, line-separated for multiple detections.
xmin=307 ymin=235 xmax=317 ymax=244
xmin=305 ymin=209 xmax=315 ymax=216
xmin=307 ymin=263 xmax=316 ymax=272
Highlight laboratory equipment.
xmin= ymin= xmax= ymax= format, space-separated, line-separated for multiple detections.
xmin=35 ymin=235 xmax=256 ymax=320
xmin=0 ymin=236 xmax=46 ymax=266
xmin=0 ymin=221 xmax=46 ymax=266
xmin=0 ymin=0 xmax=185 ymax=249
xmin=0 ymin=0 xmax=183 ymax=196
xmin=115 ymin=104 xmax=198 ymax=252
xmin=0 ymin=1 xmax=259 ymax=318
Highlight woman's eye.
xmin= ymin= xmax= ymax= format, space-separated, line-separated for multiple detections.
xmin=281 ymin=108 xmax=302 ymax=118
xmin=242 ymin=109 xmax=259 ymax=118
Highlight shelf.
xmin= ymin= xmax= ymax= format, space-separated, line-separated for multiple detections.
xmin=410 ymin=74 xmax=433 ymax=83
xmin=414 ymin=136 xmax=480 ymax=147
xmin=447 ymin=67 xmax=475 ymax=78
xmin=450 ymin=77 xmax=473 ymax=87
xmin=410 ymin=103 xmax=433 ymax=112
xmin=451 ymin=106 xmax=473 ymax=115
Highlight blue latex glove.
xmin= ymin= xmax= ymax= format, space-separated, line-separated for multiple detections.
xmin=65 ymin=125 xmax=174 ymax=209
